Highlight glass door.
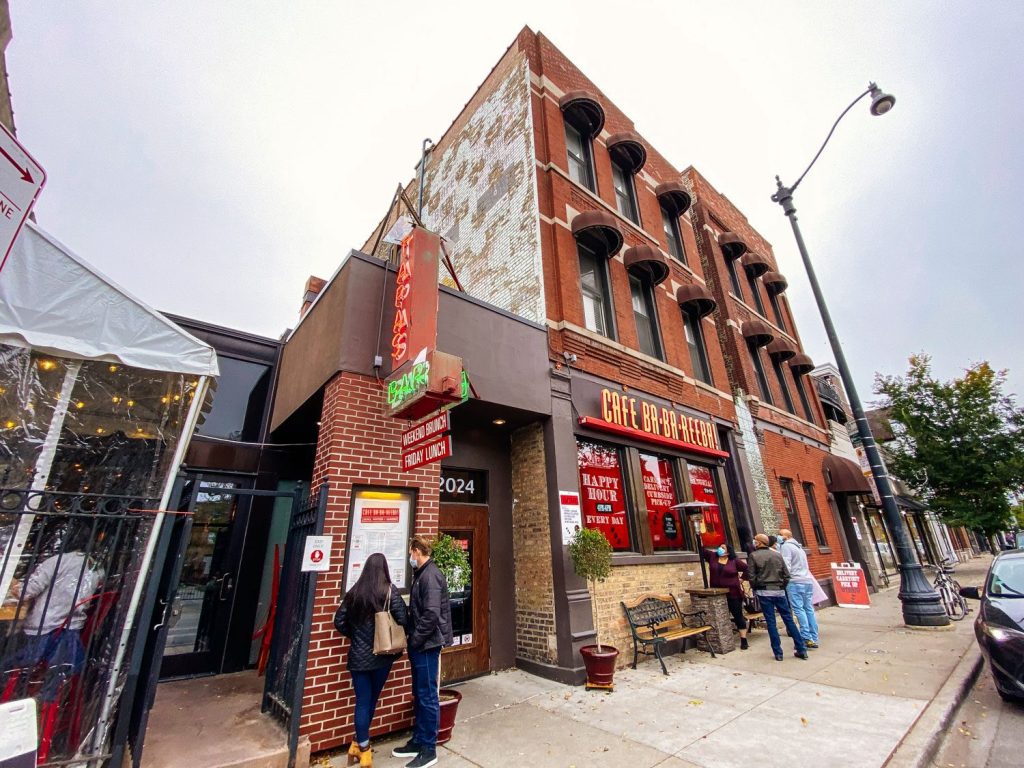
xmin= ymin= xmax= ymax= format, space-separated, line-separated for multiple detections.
xmin=439 ymin=503 xmax=490 ymax=682
xmin=161 ymin=475 xmax=253 ymax=678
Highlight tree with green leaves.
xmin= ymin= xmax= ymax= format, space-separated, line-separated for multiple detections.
xmin=874 ymin=355 xmax=1024 ymax=536
xmin=568 ymin=527 xmax=613 ymax=651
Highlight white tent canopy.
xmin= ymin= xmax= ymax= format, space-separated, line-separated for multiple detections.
xmin=0 ymin=221 xmax=218 ymax=376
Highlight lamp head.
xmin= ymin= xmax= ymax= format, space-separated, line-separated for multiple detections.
xmin=869 ymin=83 xmax=896 ymax=116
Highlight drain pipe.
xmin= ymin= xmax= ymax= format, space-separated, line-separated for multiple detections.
xmin=417 ymin=138 xmax=433 ymax=220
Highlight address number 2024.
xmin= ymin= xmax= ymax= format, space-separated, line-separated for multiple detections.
xmin=440 ymin=476 xmax=475 ymax=495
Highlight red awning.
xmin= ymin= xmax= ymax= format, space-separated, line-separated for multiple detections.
xmin=742 ymin=319 xmax=774 ymax=347
xmin=571 ymin=210 xmax=624 ymax=257
xmin=655 ymin=181 xmax=692 ymax=217
xmin=623 ymin=245 xmax=669 ymax=285
xmin=607 ymin=131 xmax=647 ymax=174
xmin=676 ymin=283 xmax=717 ymax=318
xmin=719 ymin=232 xmax=747 ymax=260
xmin=823 ymin=454 xmax=871 ymax=494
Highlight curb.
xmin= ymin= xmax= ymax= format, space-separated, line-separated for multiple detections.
xmin=883 ymin=643 xmax=984 ymax=768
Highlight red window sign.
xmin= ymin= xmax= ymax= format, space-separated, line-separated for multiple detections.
xmin=639 ymin=453 xmax=683 ymax=551
xmin=688 ymin=463 xmax=725 ymax=548
xmin=360 ymin=506 xmax=401 ymax=524
xmin=577 ymin=439 xmax=631 ymax=551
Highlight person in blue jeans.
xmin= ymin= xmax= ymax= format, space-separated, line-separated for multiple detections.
xmin=334 ymin=553 xmax=408 ymax=767
xmin=779 ymin=529 xmax=820 ymax=648
xmin=392 ymin=536 xmax=453 ymax=768
xmin=748 ymin=533 xmax=808 ymax=661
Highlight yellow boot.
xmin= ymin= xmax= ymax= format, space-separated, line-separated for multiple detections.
xmin=347 ymin=742 xmax=362 ymax=766
xmin=359 ymin=747 xmax=373 ymax=767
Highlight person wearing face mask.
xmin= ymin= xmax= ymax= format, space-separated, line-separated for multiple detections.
xmin=702 ymin=542 xmax=750 ymax=650
xmin=391 ymin=536 xmax=452 ymax=768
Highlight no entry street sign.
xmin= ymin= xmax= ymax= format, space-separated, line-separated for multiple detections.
xmin=0 ymin=123 xmax=45 ymax=274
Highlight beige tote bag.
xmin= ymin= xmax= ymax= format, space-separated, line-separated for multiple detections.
xmin=373 ymin=586 xmax=407 ymax=655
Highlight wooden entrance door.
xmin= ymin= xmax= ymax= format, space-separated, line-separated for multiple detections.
xmin=439 ymin=503 xmax=490 ymax=681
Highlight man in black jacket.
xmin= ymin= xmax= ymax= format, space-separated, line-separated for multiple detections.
xmin=748 ymin=533 xmax=808 ymax=661
xmin=391 ymin=536 xmax=452 ymax=768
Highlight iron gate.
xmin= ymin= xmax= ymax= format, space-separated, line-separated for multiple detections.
xmin=0 ymin=487 xmax=159 ymax=767
xmin=262 ymin=483 xmax=328 ymax=768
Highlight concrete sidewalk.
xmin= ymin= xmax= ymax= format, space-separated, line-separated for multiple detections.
xmin=324 ymin=556 xmax=991 ymax=768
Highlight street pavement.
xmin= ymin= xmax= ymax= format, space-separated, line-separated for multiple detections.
xmin=323 ymin=556 xmax=992 ymax=768
xmin=932 ymin=663 xmax=1024 ymax=768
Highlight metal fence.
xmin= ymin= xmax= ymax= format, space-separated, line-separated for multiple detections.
xmin=262 ymin=483 xmax=328 ymax=768
xmin=0 ymin=488 xmax=158 ymax=767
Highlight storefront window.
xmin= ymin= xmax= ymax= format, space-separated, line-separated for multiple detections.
xmin=577 ymin=439 xmax=632 ymax=551
xmin=639 ymin=452 xmax=684 ymax=551
xmin=688 ymin=463 xmax=726 ymax=548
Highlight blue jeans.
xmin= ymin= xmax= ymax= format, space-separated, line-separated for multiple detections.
xmin=350 ymin=661 xmax=394 ymax=745
xmin=786 ymin=582 xmax=819 ymax=643
xmin=758 ymin=593 xmax=807 ymax=657
xmin=409 ymin=646 xmax=441 ymax=748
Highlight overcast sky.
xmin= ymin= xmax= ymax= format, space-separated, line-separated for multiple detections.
xmin=8 ymin=1 xmax=1023 ymax=401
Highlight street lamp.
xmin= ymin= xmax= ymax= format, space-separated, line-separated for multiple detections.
xmin=771 ymin=83 xmax=949 ymax=627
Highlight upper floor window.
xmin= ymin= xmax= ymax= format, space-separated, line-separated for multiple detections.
xmin=661 ymin=205 xmax=686 ymax=263
xmin=769 ymin=291 xmax=787 ymax=331
xmin=771 ymin=356 xmax=796 ymax=414
xmin=779 ymin=478 xmax=807 ymax=544
xmin=630 ymin=275 xmax=662 ymax=360
xmin=578 ymin=243 xmax=613 ymax=338
xmin=611 ymin=161 xmax=639 ymax=224
xmin=726 ymin=257 xmax=744 ymax=299
xmin=792 ymin=370 xmax=815 ymax=423
xmin=745 ymin=270 xmax=766 ymax=315
xmin=802 ymin=483 xmax=829 ymax=547
xmin=683 ymin=310 xmax=713 ymax=386
xmin=565 ymin=121 xmax=596 ymax=192
xmin=747 ymin=340 xmax=773 ymax=405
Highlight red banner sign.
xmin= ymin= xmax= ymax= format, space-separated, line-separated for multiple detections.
xmin=830 ymin=562 xmax=871 ymax=608
xmin=688 ymin=464 xmax=725 ymax=548
xmin=639 ymin=453 xmax=683 ymax=550
xmin=402 ymin=411 xmax=450 ymax=450
xmin=401 ymin=434 xmax=451 ymax=471
xmin=392 ymin=228 xmax=441 ymax=370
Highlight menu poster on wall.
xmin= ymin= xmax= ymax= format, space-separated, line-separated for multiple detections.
xmin=577 ymin=440 xmax=631 ymax=551
xmin=559 ymin=491 xmax=582 ymax=543
xmin=688 ymin=464 xmax=725 ymax=548
xmin=639 ymin=454 xmax=682 ymax=550
xmin=346 ymin=490 xmax=414 ymax=591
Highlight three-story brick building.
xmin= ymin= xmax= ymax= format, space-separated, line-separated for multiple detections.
xmin=276 ymin=26 xmax=859 ymax=753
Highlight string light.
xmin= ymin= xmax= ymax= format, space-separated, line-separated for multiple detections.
xmin=108 ymin=364 xmax=119 ymax=373
xmin=127 ymin=400 xmax=135 ymax=407
xmin=96 ymin=427 xmax=106 ymax=434
xmin=112 ymin=396 xmax=122 ymax=404
xmin=75 ymin=401 xmax=86 ymax=409
xmin=160 ymin=396 xmax=169 ymax=404
xmin=3 ymin=420 xmax=15 ymax=429
xmin=38 ymin=359 xmax=57 ymax=371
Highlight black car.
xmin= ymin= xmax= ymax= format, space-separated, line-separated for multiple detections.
xmin=961 ymin=550 xmax=1024 ymax=702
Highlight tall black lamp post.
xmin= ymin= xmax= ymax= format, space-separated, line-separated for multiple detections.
xmin=771 ymin=83 xmax=949 ymax=627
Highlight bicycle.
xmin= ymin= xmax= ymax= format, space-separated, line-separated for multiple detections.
xmin=932 ymin=560 xmax=969 ymax=621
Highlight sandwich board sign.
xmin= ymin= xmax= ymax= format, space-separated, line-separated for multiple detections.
xmin=0 ymin=123 xmax=46 ymax=274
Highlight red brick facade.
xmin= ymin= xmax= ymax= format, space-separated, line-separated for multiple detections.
xmin=302 ymin=371 xmax=440 ymax=752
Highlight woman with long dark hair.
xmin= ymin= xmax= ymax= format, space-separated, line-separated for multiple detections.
xmin=334 ymin=552 xmax=408 ymax=767
xmin=703 ymin=543 xmax=750 ymax=649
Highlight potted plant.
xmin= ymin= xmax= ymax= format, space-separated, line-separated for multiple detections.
xmin=568 ymin=527 xmax=618 ymax=690
xmin=430 ymin=533 xmax=471 ymax=743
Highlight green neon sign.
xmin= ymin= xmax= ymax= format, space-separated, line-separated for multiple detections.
xmin=388 ymin=360 xmax=430 ymax=409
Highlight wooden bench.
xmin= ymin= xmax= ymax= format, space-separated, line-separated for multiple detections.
xmin=621 ymin=593 xmax=714 ymax=675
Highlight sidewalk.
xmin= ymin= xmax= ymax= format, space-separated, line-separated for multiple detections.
xmin=324 ymin=556 xmax=991 ymax=768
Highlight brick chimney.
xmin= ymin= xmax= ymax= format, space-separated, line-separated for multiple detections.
xmin=300 ymin=275 xmax=327 ymax=318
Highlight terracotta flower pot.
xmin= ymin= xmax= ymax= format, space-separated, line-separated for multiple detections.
xmin=437 ymin=688 xmax=462 ymax=744
xmin=580 ymin=645 xmax=619 ymax=690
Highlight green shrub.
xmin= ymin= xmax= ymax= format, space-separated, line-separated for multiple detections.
xmin=431 ymin=533 xmax=471 ymax=593
xmin=568 ymin=528 xmax=613 ymax=650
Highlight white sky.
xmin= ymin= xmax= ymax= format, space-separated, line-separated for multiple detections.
xmin=8 ymin=1 xmax=1023 ymax=401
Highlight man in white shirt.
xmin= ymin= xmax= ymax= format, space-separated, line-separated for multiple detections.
xmin=778 ymin=529 xmax=820 ymax=648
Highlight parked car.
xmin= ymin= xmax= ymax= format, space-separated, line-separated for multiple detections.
xmin=960 ymin=550 xmax=1024 ymax=703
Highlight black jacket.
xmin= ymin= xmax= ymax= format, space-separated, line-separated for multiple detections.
xmin=748 ymin=547 xmax=791 ymax=591
xmin=334 ymin=586 xmax=409 ymax=671
xmin=407 ymin=558 xmax=453 ymax=652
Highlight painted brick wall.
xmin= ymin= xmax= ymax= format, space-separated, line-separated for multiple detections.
xmin=734 ymin=394 xmax=778 ymax=533
xmin=509 ymin=422 xmax=558 ymax=665
xmin=302 ymin=371 xmax=440 ymax=753
xmin=590 ymin=563 xmax=704 ymax=668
